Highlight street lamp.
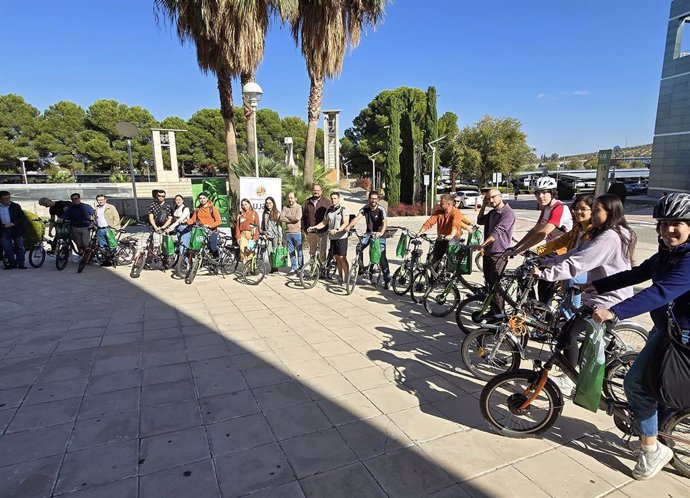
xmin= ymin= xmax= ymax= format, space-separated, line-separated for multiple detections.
xmin=368 ymin=151 xmax=381 ymax=190
xmin=18 ymin=157 xmax=28 ymax=184
xmin=242 ymin=81 xmax=263 ymax=177
xmin=144 ymin=160 xmax=151 ymax=182
xmin=428 ymin=136 xmax=446 ymax=206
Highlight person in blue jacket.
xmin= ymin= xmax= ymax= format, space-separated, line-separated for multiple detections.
xmin=592 ymin=193 xmax=690 ymax=481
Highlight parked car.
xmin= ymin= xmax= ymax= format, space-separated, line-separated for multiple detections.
xmin=624 ymin=181 xmax=647 ymax=195
xmin=453 ymin=189 xmax=480 ymax=208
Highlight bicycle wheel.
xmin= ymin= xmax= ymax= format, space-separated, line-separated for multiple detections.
xmin=174 ymin=252 xmax=191 ymax=279
xmin=455 ymin=294 xmax=500 ymax=335
xmin=345 ymin=261 xmax=360 ymax=295
xmin=130 ymin=251 xmax=146 ymax=279
xmin=410 ymin=271 xmax=430 ymax=303
xmin=480 ymin=370 xmax=563 ymax=438
xmin=423 ymin=281 xmax=461 ymax=317
xmin=661 ymin=411 xmax=690 ymax=478
xmin=77 ymin=248 xmax=91 ymax=274
xmin=474 ymin=252 xmax=483 ymax=272
xmin=392 ymin=266 xmax=413 ymax=296
xmin=299 ymin=258 xmax=320 ymax=289
xmin=602 ymin=351 xmax=637 ymax=403
xmin=116 ymin=243 xmax=137 ymax=266
xmin=29 ymin=245 xmax=46 ymax=268
xmin=462 ymin=328 xmax=521 ymax=381
xmin=610 ymin=322 xmax=648 ymax=352
xmin=185 ymin=254 xmax=203 ymax=285
xmin=242 ymin=255 xmax=267 ymax=285
xmin=55 ymin=244 xmax=70 ymax=271
xmin=219 ymin=248 xmax=239 ymax=275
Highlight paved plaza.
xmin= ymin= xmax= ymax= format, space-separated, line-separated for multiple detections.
xmin=0 ymin=207 xmax=688 ymax=497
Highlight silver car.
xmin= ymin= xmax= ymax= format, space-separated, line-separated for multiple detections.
xmin=453 ymin=190 xmax=480 ymax=208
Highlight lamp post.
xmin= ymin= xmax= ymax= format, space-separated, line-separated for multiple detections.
xmin=428 ymin=136 xmax=446 ymax=207
xmin=242 ymin=81 xmax=263 ymax=177
xmin=18 ymin=157 xmax=28 ymax=184
xmin=144 ymin=160 xmax=151 ymax=182
xmin=368 ymin=151 xmax=381 ymax=191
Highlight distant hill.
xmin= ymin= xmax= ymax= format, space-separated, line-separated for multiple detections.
xmin=560 ymin=144 xmax=652 ymax=162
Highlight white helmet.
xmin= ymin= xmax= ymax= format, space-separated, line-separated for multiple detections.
xmin=535 ymin=177 xmax=557 ymax=191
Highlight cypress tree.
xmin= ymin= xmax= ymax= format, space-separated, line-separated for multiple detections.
xmin=400 ymin=109 xmax=415 ymax=204
xmin=385 ymin=96 xmax=402 ymax=205
xmin=423 ymin=86 xmax=438 ymax=201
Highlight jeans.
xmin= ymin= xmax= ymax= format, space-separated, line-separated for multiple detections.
xmin=1 ymin=230 xmax=25 ymax=266
xmin=285 ymin=233 xmax=303 ymax=270
xmin=208 ymin=231 xmax=218 ymax=256
xmin=361 ymin=234 xmax=390 ymax=282
xmin=623 ymin=328 xmax=674 ymax=437
xmin=177 ymin=226 xmax=191 ymax=254
xmin=96 ymin=227 xmax=108 ymax=249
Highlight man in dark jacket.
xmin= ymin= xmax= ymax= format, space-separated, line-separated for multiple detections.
xmin=302 ymin=183 xmax=331 ymax=263
xmin=0 ymin=191 xmax=27 ymax=269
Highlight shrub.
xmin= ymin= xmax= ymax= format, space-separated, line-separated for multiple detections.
xmin=387 ymin=203 xmax=426 ymax=217
xmin=22 ymin=210 xmax=43 ymax=247
xmin=354 ymin=178 xmax=371 ymax=192
xmin=108 ymin=172 xmax=130 ymax=183
xmin=47 ymin=171 xmax=77 ymax=183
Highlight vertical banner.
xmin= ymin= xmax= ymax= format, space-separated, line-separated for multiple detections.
xmin=190 ymin=177 xmax=231 ymax=227
xmin=238 ymin=177 xmax=282 ymax=221
xmin=594 ymin=149 xmax=612 ymax=197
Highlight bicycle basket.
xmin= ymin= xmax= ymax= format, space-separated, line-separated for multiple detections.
xmin=189 ymin=227 xmax=208 ymax=251
xmin=447 ymin=243 xmax=472 ymax=275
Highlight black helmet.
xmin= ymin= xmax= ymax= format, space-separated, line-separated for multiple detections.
xmin=653 ymin=193 xmax=690 ymax=220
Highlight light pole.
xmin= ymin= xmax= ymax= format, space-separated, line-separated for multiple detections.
xmin=368 ymin=151 xmax=381 ymax=191
xmin=242 ymin=81 xmax=263 ymax=177
xmin=144 ymin=160 xmax=151 ymax=182
xmin=115 ymin=122 xmax=141 ymax=221
xmin=428 ymin=136 xmax=446 ymax=207
xmin=18 ymin=157 xmax=28 ymax=184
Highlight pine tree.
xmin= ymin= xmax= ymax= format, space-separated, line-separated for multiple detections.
xmin=385 ymin=96 xmax=402 ymax=205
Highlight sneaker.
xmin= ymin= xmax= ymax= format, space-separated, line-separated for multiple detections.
xmin=17 ymin=264 xmax=27 ymax=269
xmin=287 ymin=268 xmax=297 ymax=276
xmin=550 ymin=375 xmax=576 ymax=397
xmin=632 ymin=441 xmax=673 ymax=480
xmin=382 ymin=280 xmax=391 ymax=290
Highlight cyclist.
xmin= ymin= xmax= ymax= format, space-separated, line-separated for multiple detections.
xmin=592 ymin=193 xmax=690 ymax=481
xmin=61 ymin=193 xmax=94 ymax=257
xmin=506 ymin=176 xmax=573 ymax=304
xmin=187 ymin=192 xmax=221 ymax=258
xmin=533 ymin=194 xmax=636 ymax=395
xmin=148 ymin=190 xmax=173 ymax=250
xmin=280 ymin=192 xmax=303 ymax=275
xmin=0 ymin=190 xmax=27 ymax=270
xmin=302 ymin=184 xmax=331 ymax=265
xmin=262 ymin=197 xmax=283 ymax=274
xmin=91 ymin=194 xmax=121 ymax=266
xmin=417 ymin=193 xmax=472 ymax=267
xmin=236 ymin=198 xmax=259 ymax=264
xmin=343 ymin=190 xmax=391 ymax=289
xmin=166 ymin=195 xmax=191 ymax=255
xmin=39 ymin=197 xmax=72 ymax=251
xmin=309 ymin=192 xmax=350 ymax=282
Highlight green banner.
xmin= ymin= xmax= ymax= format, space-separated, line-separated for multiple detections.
xmin=190 ymin=177 xmax=231 ymax=228
xmin=594 ymin=149 xmax=612 ymax=197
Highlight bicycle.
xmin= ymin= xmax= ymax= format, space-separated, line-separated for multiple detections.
xmin=174 ymin=226 xmax=238 ymax=283
xmin=77 ymin=225 xmax=124 ymax=273
xmin=240 ymin=224 xmax=269 ymax=285
xmin=478 ymin=318 xmax=690 ymax=479
xmin=130 ymin=226 xmax=175 ymax=278
xmin=27 ymin=219 xmax=54 ymax=268
xmin=53 ymin=221 xmax=77 ymax=271
xmin=391 ymin=228 xmax=430 ymax=296
xmin=299 ymin=230 xmax=337 ymax=289
xmin=344 ymin=229 xmax=387 ymax=295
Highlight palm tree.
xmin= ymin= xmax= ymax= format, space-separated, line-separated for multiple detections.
xmin=291 ymin=0 xmax=387 ymax=185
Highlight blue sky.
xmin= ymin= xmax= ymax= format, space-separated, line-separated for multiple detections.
xmin=0 ymin=0 xmax=670 ymax=156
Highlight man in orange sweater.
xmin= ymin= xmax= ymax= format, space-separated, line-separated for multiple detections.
xmin=416 ymin=194 xmax=472 ymax=266
xmin=187 ymin=192 xmax=222 ymax=257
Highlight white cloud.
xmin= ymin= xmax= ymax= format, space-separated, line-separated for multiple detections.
xmin=536 ymin=93 xmax=546 ymax=99
xmin=573 ymin=90 xmax=590 ymax=96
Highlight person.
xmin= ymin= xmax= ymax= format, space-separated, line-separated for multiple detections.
xmin=512 ymin=179 xmax=520 ymax=201
xmin=302 ymin=183 xmax=331 ymax=265
xmin=187 ymin=192 xmax=221 ymax=257
xmin=344 ymin=190 xmax=391 ymax=289
xmin=473 ymin=189 xmax=516 ymax=311
xmin=93 ymin=194 xmax=121 ymax=249
xmin=417 ymin=194 xmax=472 ymax=267
xmin=39 ymin=197 xmax=71 ymax=249
xmin=280 ymin=191 xmax=303 ymax=275
xmin=506 ymin=176 xmax=573 ymax=304
xmin=310 ymin=192 xmax=349 ymax=282
xmin=533 ymin=194 xmax=636 ymax=395
xmin=591 ymin=193 xmax=690 ymax=481
xmin=166 ymin=195 xmax=191 ymax=255
xmin=235 ymin=198 xmax=259 ymax=263
xmin=262 ymin=197 xmax=283 ymax=273
xmin=60 ymin=193 xmax=95 ymax=256
xmin=0 ymin=191 xmax=27 ymax=270
xmin=608 ymin=179 xmax=627 ymax=206
xmin=148 ymin=189 xmax=173 ymax=251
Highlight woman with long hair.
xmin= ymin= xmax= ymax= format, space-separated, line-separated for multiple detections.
xmin=235 ymin=198 xmax=259 ymax=264
xmin=534 ymin=194 xmax=637 ymax=393
xmin=261 ymin=196 xmax=283 ymax=273
xmin=166 ymin=194 xmax=191 ymax=255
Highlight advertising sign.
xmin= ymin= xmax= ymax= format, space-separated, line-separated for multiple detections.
xmin=190 ymin=177 xmax=231 ymax=227
xmin=594 ymin=149 xmax=612 ymax=197
xmin=423 ymin=175 xmax=430 ymax=186
xmin=238 ymin=176 xmax=282 ymax=220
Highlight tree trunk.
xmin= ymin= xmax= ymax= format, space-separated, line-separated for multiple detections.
xmin=217 ymin=69 xmax=239 ymax=195
xmin=304 ymin=75 xmax=324 ymax=186
xmin=241 ymin=71 xmax=256 ymax=159
xmin=450 ymin=170 xmax=456 ymax=192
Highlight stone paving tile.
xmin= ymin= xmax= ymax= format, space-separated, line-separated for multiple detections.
xmin=341 ymin=365 xmax=391 ymax=391
xmin=140 ymin=399 xmax=202 ymax=437
xmin=5 ymin=342 xmax=59 ymax=358
xmin=194 ymin=371 xmax=248 ymax=398
xmin=69 ymin=410 xmax=139 ymax=451
xmin=206 ymin=412 xmax=275 ymax=456
xmin=6 ymin=397 xmax=81 ymax=433
xmin=90 ymin=354 xmax=142 ymax=376
xmin=55 ymin=336 xmax=103 ymax=352
xmin=215 ymin=443 xmax=294 ymax=498
xmin=58 ymin=478 xmax=138 ymax=498
xmin=77 ymin=387 xmax=139 ymax=420
xmin=100 ymin=332 xmax=142 ymax=347
xmin=316 ymin=391 xmax=382 ymax=426
xmin=84 ymin=369 xmax=141 ymax=396
xmin=243 ymin=365 xmax=290 ymax=389
xmin=189 ymin=356 xmax=238 ymax=378
xmin=199 ymin=391 xmax=259 ymax=425
xmin=0 ymin=454 xmax=62 ymax=498
xmin=139 ymin=458 xmax=221 ymax=498
xmin=142 ymin=362 xmax=192 ymax=386
xmin=141 ymin=379 xmax=197 ymax=407
xmin=361 ymin=384 xmax=422 ymax=413
xmin=142 ymin=350 xmax=188 ymax=369
xmin=187 ymin=345 xmax=233 ymax=362
xmin=0 ymin=386 xmax=28 ymax=410
xmin=387 ymin=404 xmax=463 ymax=443
xmin=0 ymin=355 xmax=49 ymax=389
xmin=280 ymin=428 xmax=358 ymax=479
xmin=299 ymin=462 xmax=387 ymax=498
xmin=22 ymin=376 xmax=89 ymax=406
xmin=252 ymin=381 xmax=312 ymax=412
xmin=139 ymin=426 xmax=210 ymax=475
xmin=265 ymin=402 xmax=332 ymax=440
xmin=461 ymin=465 xmax=551 ymax=497
xmin=336 ymin=414 xmax=414 ymax=460
xmin=301 ymin=372 xmax=359 ymax=401
xmin=243 ymin=481 xmax=305 ymax=498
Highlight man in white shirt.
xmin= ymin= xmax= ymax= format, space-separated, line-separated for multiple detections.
xmin=93 ymin=194 xmax=121 ymax=250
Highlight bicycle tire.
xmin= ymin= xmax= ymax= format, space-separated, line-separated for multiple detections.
xmin=369 ymin=265 xmax=381 ymax=286
xmin=392 ymin=266 xmax=414 ymax=296
xmin=174 ymin=252 xmax=191 ymax=279
xmin=660 ymin=410 xmax=690 ymax=478
xmin=410 ymin=271 xmax=430 ymax=303
xmin=299 ymin=258 xmax=320 ymax=289
xmin=610 ymin=322 xmax=648 ymax=352
xmin=130 ymin=251 xmax=146 ymax=279
xmin=602 ymin=351 xmax=637 ymax=403
xmin=242 ymin=255 xmax=267 ymax=285
xmin=455 ymin=294 xmax=501 ymax=335
xmin=219 ymin=247 xmax=239 ymax=275
xmin=185 ymin=254 xmax=203 ymax=284
xmin=474 ymin=252 xmax=483 ymax=272
xmin=423 ymin=281 xmax=461 ymax=317
xmin=116 ymin=243 xmax=137 ymax=266
xmin=55 ymin=244 xmax=70 ymax=271
xmin=462 ymin=328 xmax=521 ymax=381
xmin=77 ymin=249 xmax=91 ymax=274
xmin=345 ymin=261 xmax=360 ymax=295
xmin=29 ymin=245 xmax=46 ymax=268
xmin=480 ymin=369 xmax=563 ymax=438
